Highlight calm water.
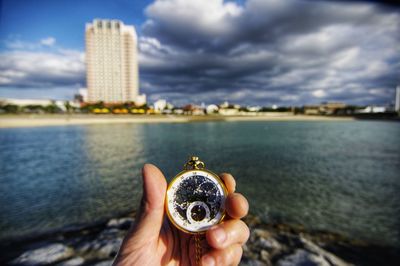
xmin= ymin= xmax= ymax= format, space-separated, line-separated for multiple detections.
xmin=0 ymin=121 xmax=399 ymax=248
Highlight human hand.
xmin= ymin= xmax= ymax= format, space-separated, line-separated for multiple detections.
xmin=113 ymin=164 xmax=249 ymax=266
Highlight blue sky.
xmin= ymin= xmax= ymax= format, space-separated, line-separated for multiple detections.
xmin=0 ymin=0 xmax=152 ymax=50
xmin=1 ymin=0 xmax=399 ymax=106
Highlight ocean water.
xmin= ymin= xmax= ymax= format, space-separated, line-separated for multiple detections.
xmin=0 ymin=121 xmax=399 ymax=248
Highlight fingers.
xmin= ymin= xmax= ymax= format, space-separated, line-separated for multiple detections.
xmin=219 ymin=173 xmax=236 ymax=193
xmin=206 ymin=219 xmax=250 ymax=250
xmin=202 ymin=244 xmax=243 ymax=266
xmin=203 ymin=173 xmax=247 ymax=265
xmin=225 ymin=193 xmax=249 ymax=219
xmin=141 ymin=164 xmax=167 ymax=211
xmin=220 ymin=173 xmax=249 ymax=219
xmin=125 ymin=164 xmax=167 ymax=242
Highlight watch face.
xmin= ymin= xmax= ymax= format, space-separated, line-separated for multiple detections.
xmin=166 ymin=170 xmax=227 ymax=233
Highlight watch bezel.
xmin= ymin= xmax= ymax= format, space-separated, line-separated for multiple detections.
xmin=165 ymin=168 xmax=228 ymax=234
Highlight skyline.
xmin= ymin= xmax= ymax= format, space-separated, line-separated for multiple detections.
xmin=0 ymin=0 xmax=399 ymax=106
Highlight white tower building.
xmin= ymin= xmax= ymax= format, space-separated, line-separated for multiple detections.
xmin=86 ymin=19 xmax=139 ymax=104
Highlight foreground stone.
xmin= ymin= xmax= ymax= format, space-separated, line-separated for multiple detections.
xmin=57 ymin=257 xmax=85 ymax=266
xmin=5 ymin=214 xmax=399 ymax=266
xmin=11 ymin=243 xmax=74 ymax=265
xmin=276 ymin=249 xmax=331 ymax=266
xmin=243 ymin=224 xmax=352 ymax=266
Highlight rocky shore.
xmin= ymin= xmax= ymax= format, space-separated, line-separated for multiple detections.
xmin=1 ymin=213 xmax=399 ymax=266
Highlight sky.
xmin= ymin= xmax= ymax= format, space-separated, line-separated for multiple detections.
xmin=0 ymin=0 xmax=399 ymax=106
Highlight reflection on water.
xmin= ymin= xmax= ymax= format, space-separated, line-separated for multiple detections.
xmin=0 ymin=121 xmax=399 ymax=248
xmin=82 ymin=125 xmax=145 ymax=216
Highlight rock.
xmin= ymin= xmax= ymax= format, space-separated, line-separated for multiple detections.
xmin=97 ymin=237 xmax=123 ymax=258
xmin=253 ymin=228 xmax=271 ymax=239
xmin=258 ymin=237 xmax=282 ymax=252
xmin=242 ymin=243 xmax=258 ymax=260
xmin=244 ymin=214 xmax=262 ymax=227
xmin=57 ymin=257 xmax=85 ymax=266
xmin=260 ymin=249 xmax=270 ymax=262
xmin=76 ymin=236 xmax=122 ymax=260
xmin=107 ymin=217 xmax=134 ymax=230
xmin=240 ymin=258 xmax=266 ymax=266
xmin=76 ymin=241 xmax=92 ymax=254
xmin=276 ymin=249 xmax=330 ymax=266
xmin=299 ymin=236 xmax=352 ymax=266
xmin=93 ymin=260 xmax=113 ymax=266
xmin=97 ymin=228 xmax=124 ymax=240
xmin=11 ymin=243 xmax=74 ymax=265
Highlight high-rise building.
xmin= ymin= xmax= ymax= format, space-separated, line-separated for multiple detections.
xmin=86 ymin=19 xmax=139 ymax=103
xmin=396 ymin=85 xmax=400 ymax=113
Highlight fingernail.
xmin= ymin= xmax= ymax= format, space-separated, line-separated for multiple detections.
xmin=211 ymin=226 xmax=227 ymax=244
xmin=202 ymin=255 xmax=215 ymax=266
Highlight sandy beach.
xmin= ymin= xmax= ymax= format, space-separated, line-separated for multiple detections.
xmin=0 ymin=114 xmax=355 ymax=128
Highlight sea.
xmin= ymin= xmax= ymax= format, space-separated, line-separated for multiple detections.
xmin=0 ymin=120 xmax=399 ymax=248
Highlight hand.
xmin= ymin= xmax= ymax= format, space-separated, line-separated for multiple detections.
xmin=113 ymin=164 xmax=249 ymax=266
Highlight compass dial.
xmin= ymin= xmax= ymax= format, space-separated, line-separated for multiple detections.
xmin=166 ymin=170 xmax=227 ymax=233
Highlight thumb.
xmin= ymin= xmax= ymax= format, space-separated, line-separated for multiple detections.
xmin=127 ymin=164 xmax=167 ymax=243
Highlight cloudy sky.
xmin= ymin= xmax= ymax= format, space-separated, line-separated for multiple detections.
xmin=0 ymin=0 xmax=399 ymax=106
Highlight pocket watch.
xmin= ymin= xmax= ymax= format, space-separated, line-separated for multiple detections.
xmin=165 ymin=156 xmax=228 ymax=234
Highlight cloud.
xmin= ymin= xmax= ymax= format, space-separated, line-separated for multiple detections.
xmin=312 ymin=89 xmax=327 ymax=98
xmin=0 ymin=36 xmax=84 ymax=100
xmin=138 ymin=0 xmax=400 ymax=105
xmin=40 ymin=37 xmax=56 ymax=46
xmin=1 ymin=0 xmax=399 ymax=105
xmin=4 ymin=36 xmax=57 ymax=50
xmin=0 ymin=46 xmax=85 ymax=95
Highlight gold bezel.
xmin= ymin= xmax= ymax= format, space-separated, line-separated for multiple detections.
xmin=165 ymin=168 xmax=228 ymax=234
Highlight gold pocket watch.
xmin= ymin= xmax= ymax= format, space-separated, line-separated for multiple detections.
xmin=165 ymin=156 xmax=228 ymax=234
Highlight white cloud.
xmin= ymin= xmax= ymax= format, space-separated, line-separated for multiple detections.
xmin=312 ymin=89 xmax=327 ymax=98
xmin=2 ymin=0 xmax=400 ymax=105
xmin=40 ymin=37 xmax=56 ymax=46
xmin=0 ymin=47 xmax=84 ymax=90
xmin=138 ymin=0 xmax=400 ymax=105
xmin=145 ymin=0 xmax=242 ymax=37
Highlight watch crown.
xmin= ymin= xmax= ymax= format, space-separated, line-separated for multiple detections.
xmin=184 ymin=156 xmax=205 ymax=170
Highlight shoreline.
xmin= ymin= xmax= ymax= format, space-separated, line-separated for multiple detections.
xmin=1 ymin=213 xmax=399 ymax=266
xmin=0 ymin=114 xmax=355 ymax=128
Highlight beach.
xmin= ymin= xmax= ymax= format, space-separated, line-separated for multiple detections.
xmin=0 ymin=114 xmax=355 ymax=128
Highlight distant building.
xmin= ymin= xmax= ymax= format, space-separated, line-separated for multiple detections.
xmin=182 ymin=104 xmax=205 ymax=115
xmin=86 ymin=19 xmax=139 ymax=104
xmin=395 ymin=86 xmax=400 ymax=113
xmin=319 ymin=102 xmax=346 ymax=115
xmin=154 ymin=99 xmax=167 ymax=112
xmin=135 ymin=94 xmax=147 ymax=107
xmin=206 ymin=104 xmax=219 ymax=114
xmin=304 ymin=102 xmax=346 ymax=115
xmin=303 ymin=105 xmax=320 ymax=115
xmin=218 ymin=101 xmax=241 ymax=116
xmin=356 ymin=106 xmax=387 ymax=114
xmin=0 ymin=98 xmax=53 ymax=106
xmin=220 ymin=101 xmax=229 ymax=108
xmin=247 ymin=106 xmax=261 ymax=112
